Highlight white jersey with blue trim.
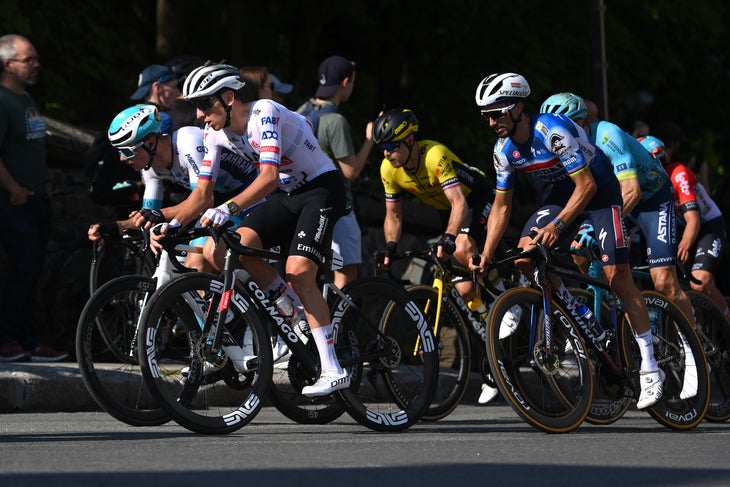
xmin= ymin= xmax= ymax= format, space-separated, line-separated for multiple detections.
xmin=588 ymin=120 xmax=668 ymax=202
xmin=141 ymin=126 xmax=249 ymax=210
xmin=493 ymin=113 xmax=617 ymax=194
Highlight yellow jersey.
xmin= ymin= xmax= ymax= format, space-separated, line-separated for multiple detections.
xmin=380 ymin=139 xmax=487 ymax=211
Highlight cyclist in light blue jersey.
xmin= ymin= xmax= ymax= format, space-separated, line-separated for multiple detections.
xmin=540 ymin=93 xmax=695 ymax=328
xmin=472 ymin=73 xmax=664 ymax=409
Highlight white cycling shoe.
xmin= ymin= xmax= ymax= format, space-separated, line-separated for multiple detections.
xmin=301 ymin=370 xmax=350 ymax=397
xmin=499 ymin=305 xmax=522 ymax=339
xmin=636 ymin=368 xmax=666 ymax=409
xmin=478 ymin=383 xmax=499 ymax=404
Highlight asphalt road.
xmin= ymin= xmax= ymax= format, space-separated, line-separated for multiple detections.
xmin=1 ymin=405 xmax=728 ymax=487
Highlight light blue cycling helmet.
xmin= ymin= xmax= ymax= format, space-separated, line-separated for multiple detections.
xmin=540 ymin=92 xmax=587 ymax=121
xmin=638 ymin=135 xmax=667 ymax=162
xmin=107 ymin=104 xmax=162 ymax=149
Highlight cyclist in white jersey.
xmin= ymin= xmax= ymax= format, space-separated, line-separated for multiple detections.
xmin=180 ymin=63 xmax=349 ymax=396
xmin=88 ymin=105 xmax=256 ymax=270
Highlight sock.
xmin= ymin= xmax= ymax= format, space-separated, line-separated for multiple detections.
xmin=311 ymin=324 xmax=343 ymax=374
xmin=635 ymin=330 xmax=658 ymax=372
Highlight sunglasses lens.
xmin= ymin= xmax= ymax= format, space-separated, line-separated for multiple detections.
xmin=381 ymin=142 xmax=400 ymax=152
xmin=190 ymin=96 xmax=213 ymax=113
xmin=118 ymin=148 xmax=136 ymax=159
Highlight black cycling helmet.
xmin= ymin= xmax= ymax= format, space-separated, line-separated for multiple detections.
xmin=373 ymin=108 xmax=419 ymax=144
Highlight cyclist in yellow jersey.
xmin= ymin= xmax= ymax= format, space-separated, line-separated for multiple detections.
xmin=374 ymin=108 xmax=516 ymax=404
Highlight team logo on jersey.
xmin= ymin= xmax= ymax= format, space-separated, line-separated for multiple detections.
xmin=512 ymin=150 xmax=520 ymax=158
xmin=260 ymin=116 xmax=280 ymax=125
xmin=536 ymin=121 xmax=549 ymax=137
xmin=549 ymin=133 xmax=566 ymax=154
xmin=261 ymin=130 xmax=278 ymax=140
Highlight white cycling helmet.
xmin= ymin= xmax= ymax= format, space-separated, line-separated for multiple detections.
xmin=475 ymin=72 xmax=531 ymax=107
xmin=540 ymin=92 xmax=587 ymax=121
xmin=182 ymin=63 xmax=244 ymax=100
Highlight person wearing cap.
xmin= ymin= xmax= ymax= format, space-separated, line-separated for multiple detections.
xmin=130 ymin=64 xmax=182 ymax=133
xmin=296 ymin=55 xmax=375 ymax=289
xmin=472 ymin=72 xmax=664 ymax=410
xmin=269 ymin=73 xmax=293 ymax=105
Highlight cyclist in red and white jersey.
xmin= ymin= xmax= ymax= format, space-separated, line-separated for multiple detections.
xmin=182 ymin=63 xmax=349 ymax=396
xmin=639 ymin=135 xmax=729 ymax=318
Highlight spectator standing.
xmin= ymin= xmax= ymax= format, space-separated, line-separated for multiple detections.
xmin=0 ymin=34 xmax=68 ymax=362
xmin=297 ymin=55 xmax=375 ymax=288
xmin=269 ymin=73 xmax=293 ymax=105
xmin=130 ymin=64 xmax=182 ymax=133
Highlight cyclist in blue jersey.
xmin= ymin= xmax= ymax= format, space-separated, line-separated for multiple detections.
xmin=540 ymin=93 xmax=696 ymax=327
xmin=471 ymin=72 xmax=664 ymax=409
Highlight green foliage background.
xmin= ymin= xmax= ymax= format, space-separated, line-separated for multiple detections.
xmin=3 ymin=0 xmax=729 ymax=183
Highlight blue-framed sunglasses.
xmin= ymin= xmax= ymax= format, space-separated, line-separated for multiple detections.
xmin=380 ymin=141 xmax=401 ymax=152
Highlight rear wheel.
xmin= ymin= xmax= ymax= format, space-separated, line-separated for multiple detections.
xmin=569 ymin=288 xmax=632 ymax=425
xmin=685 ymin=290 xmax=730 ymax=422
xmin=333 ymin=277 xmax=440 ymax=432
xmin=621 ymin=290 xmax=710 ymax=430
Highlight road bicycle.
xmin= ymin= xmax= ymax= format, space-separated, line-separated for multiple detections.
xmin=484 ymin=237 xmax=710 ymax=433
xmin=88 ymin=227 xmax=156 ymax=294
xmin=630 ymin=264 xmax=730 ymax=422
xmin=381 ymin=246 xmax=519 ymax=420
xmin=136 ymin=226 xmax=439 ymax=434
xmin=76 ymin=227 xmax=204 ymax=426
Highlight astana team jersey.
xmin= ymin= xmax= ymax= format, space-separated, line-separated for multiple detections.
xmin=202 ymin=99 xmax=337 ymax=194
xmin=588 ymin=120 xmax=668 ymax=202
xmin=493 ymin=113 xmax=617 ymax=195
xmin=140 ymin=126 xmax=253 ymax=210
xmin=664 ymin=161 xmax=722 ymax=225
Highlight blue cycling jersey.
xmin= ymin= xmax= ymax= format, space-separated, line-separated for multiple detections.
xmin=493 ymin=113 xmax=616 ymax=194
xmin=588 ymin=120 xmax=668 ymax=202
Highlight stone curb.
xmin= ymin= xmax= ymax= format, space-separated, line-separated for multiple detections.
xmin=0 ymin=362 xmax=488 ymax=414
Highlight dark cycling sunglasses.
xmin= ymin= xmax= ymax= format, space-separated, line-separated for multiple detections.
xmin=380 ymin=141 xmax=401 ymax=152
xmin=189 ymin=94 xmax=222 ymax=114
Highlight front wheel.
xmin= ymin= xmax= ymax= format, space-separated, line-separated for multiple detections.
xmin=137 ymin=273 xmax=272 ymax=435
xmin=621 ymin=290 xmax=710 ymax=430
xmin=486 ymin=287 xmax=594 ymax=433
xmin=333 ymin=277 xmax=440 ymax=432
xmin=76 ymin=275 xmax=168 ymax=426
xmin=406 ymin=285 xmax=470 ymax=421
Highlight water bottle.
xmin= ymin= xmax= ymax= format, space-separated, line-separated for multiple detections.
xmin=575 ymin=303 xmax=606 ymax=342
xmin=275 ymin=294 xmax=310 ymax=344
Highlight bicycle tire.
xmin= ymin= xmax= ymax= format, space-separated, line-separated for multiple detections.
xmin=684 ymin=290 xmax=730 ymax=422
xmin=486 ymin=287 xmax=594 ymax=433
xmin=568 ymin=287 xmax=632 ymax=425
xmin=406 ymin=284 xmax=471 ymax=421
xmin=137 ymin=272 xmax=272 ymax=435
xmin=333 ymin=277 xmax=440 ymax=432
xmin=621 ymin=290 xmax=710 ymax=430
xmin=76 ymin=274 xmax=169 ymax=426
